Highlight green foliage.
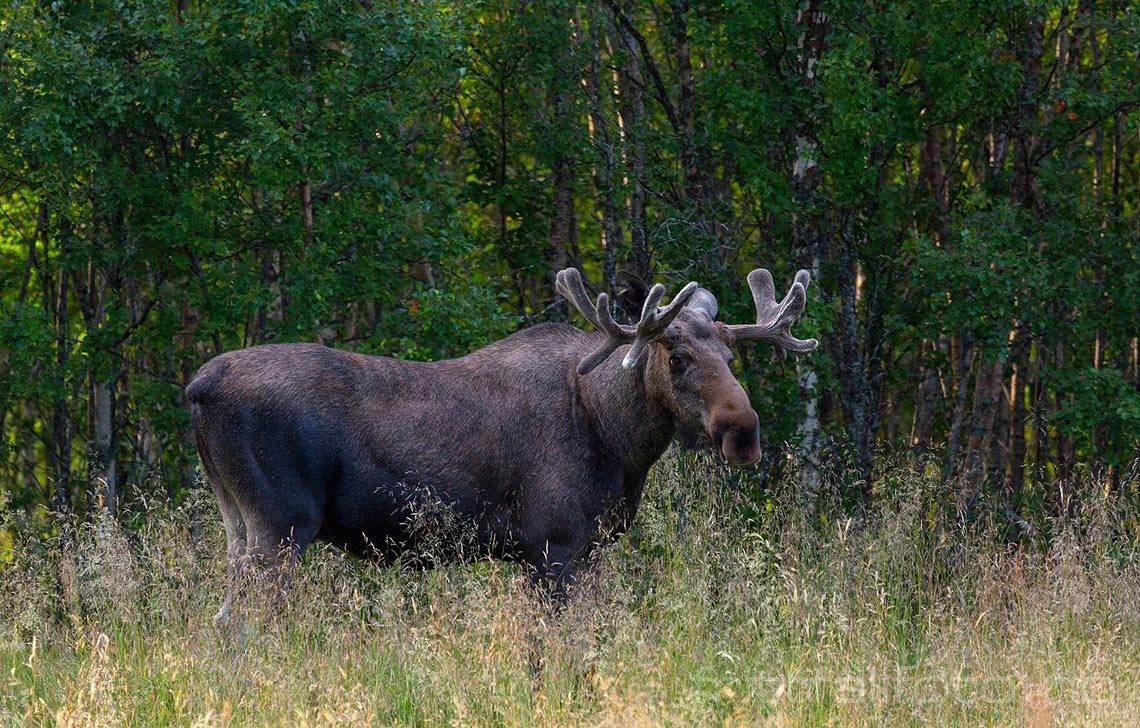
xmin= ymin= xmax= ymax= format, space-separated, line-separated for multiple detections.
xmin=1051 ymin=366 xmax=1140 ymax=465
xmin=0 ymin=0 xmax=1137 ymax=513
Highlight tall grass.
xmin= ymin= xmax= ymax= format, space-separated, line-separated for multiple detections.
xmin=2 ymin=454 xmax=1139 ymax=726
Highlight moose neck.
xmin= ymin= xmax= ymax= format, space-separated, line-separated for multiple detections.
xmin=575 ymin=353 xmax=676 ymax=476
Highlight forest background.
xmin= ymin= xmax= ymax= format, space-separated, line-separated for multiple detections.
xmin=1 ymin=0 xmax=1138 ymax=524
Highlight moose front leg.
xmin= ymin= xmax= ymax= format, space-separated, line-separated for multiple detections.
xmin=520 ymin=504 xmax=600 ymax=608
xmin=520 ymin=475 xmax=620 ymax=606
xmin=528 ymin=539 xmax=591 ymax=606
xmin=522 ymin=530 xmax=594 ymax=683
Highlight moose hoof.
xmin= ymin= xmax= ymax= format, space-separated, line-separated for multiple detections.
xmin=213 ymin=602 xmax=232 ymax=628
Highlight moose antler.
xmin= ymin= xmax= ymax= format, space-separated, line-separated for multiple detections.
xmin=556 ymin=268 xmax=698 ymax=375
xmin=725 ymin=268 xmax=818 ymax=358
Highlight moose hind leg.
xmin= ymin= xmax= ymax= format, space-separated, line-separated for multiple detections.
xmin=212 ymin=490 xmax=322 ymax=638
xmin=211 ymin=482 xmax=247 ymax=632
xmin=234 ymin=465 xmax=323 ymax=618
xmin=241 ymin=515 xmax=319 ymax=606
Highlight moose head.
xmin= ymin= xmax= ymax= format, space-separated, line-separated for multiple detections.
xmin=556 ymin=267 xmax=817 ymax=466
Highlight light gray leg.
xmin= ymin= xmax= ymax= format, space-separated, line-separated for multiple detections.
xmin=212 ymin=484 xmax=247 ymax=632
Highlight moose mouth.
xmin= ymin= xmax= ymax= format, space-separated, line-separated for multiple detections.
xmin=717 ymin=433 xmax=762 ymax=466
xmin=675 ymin=412 xmax=763 ymax=466
xmin=676 ymin=423 xmax=712 ymax=452
xmin=677 ymin=420 xmax=762 ymax=466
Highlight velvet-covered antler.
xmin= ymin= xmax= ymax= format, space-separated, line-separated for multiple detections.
xmin=725 ymin=268 xmax=818 ymax=358
xmin=556 ymin=268 xmax=698 ymax=375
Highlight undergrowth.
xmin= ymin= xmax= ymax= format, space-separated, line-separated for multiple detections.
xmin=2 ymin=453 xmax=1139 ymax=726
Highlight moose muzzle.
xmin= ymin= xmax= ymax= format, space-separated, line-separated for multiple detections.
xmin=710 ymin=405 xmax=762 ymax=466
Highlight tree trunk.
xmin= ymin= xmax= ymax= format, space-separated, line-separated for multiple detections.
xmin=1031 ymin=342 xmax=1048 ymax=483
xmin=985 ymin=358 xmax=1009 ymax=488
xmin=1010 ymin=15 xmax=1044 ymax=210
xmin=1006 ymin=331 xmax=1030 ymax=500
xmin=910 ymin=340 xmax=942 ymax=451
xmin=544 ymin=3 xmax=578 ymax=315
xmin=833 ymin=221 xmax=874 ymax=495
xmin=943 ymin=332 xmax=974 ymax=481
xmin=964 ymin=357 xmax=1005 ymax=488
xmin=51 ymin=250 xmax=72 ymax=515
xmin=791 ymin=0 xmax=828 ymax=500
xmin=76 ymin=236 xmax=120 ymax=515
xmin=91 ymin=379 xmax=117 ymax=512
xmin=587 ymin=19 xmax=624 ymax=294
xmin=1005 ymin=10 xmax=1044 ymax=495
xmin=611 ymin=0 xmax=650 ymax=279
xmin=915 ymin=126 xmax=954 ymax=460
xmin=668 ymin=0 xmax=716 ymax=264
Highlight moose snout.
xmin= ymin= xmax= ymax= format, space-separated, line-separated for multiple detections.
xmin=711 ymin=408 xmax=761 ymax=466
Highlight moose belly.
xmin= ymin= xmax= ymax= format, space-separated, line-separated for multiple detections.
xmin=315 ymin=464 xmax=524 ymax=565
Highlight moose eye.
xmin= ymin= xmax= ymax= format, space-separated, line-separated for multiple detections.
xmin=669 ymin=354 xmax=687 ymax=371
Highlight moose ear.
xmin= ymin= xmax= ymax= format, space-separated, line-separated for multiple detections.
xmin=686 ymin=288 xmax=719 ymax=322
xmin=614 ymin=271 xmax=649 ymax=317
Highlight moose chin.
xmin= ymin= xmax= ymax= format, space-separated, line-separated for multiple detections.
xmin=187 ymin=266 xmax=816 ymax=626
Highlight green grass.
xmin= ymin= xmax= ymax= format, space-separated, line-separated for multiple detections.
xmin=2 ymin=454 xmax=1139 ymax=726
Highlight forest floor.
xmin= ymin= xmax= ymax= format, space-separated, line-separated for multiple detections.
xmin=2 ymin=455 xmax=1139 ymax=727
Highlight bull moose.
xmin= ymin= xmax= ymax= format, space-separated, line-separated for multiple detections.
xmin=187 ymin=266 xmax=816 ymax=623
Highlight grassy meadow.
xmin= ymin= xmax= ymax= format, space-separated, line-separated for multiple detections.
xmin=2 ymin=454 xmax=1140 ymax=727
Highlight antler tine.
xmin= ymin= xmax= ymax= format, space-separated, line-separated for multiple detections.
xmin=557 ymin=268 xmax=699 ymax=375
xmin=573 ymin=292 xmax=631 ymax=374
xmin=726 ymin=268 xmax=818 ymax=359
xmin=558 ymin=268 xmax=636 ymax=375
xmin=621 ymin=281 xmax=699 ymax=368
xmin=555 ymin=268 xmax=603 ymax=329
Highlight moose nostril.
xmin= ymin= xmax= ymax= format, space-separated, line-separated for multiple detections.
xmin=712 ymin=421 xmax=735 ymax=445
xmin=711 ymin=415 xmax=761 ymax=466
xmin=713 ymin=428 xmax=729 ymax=462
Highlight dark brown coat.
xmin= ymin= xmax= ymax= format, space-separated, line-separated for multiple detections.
xmin=188 ymin=268 xmax=815 ymax=619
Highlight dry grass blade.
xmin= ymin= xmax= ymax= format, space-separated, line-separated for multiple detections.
xmin=1 ymin=458 xmax=1138 ymax=726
